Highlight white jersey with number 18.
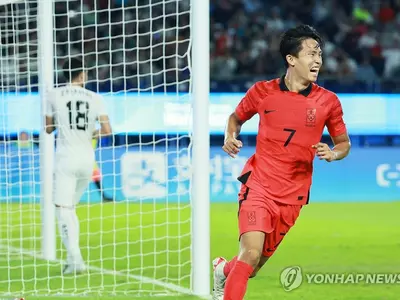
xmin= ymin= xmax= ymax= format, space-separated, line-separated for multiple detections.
xmin=46 ymin=84 xmax=107 ymax=159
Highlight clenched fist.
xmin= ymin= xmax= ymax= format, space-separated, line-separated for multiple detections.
xmin=312 ymin=142 xmax=338 ymax=162
xmin=223 ymin=135 xmax=243 ymax=158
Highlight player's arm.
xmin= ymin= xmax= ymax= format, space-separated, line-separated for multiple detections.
xmin=223 ymin=83 xmax=261 ymax=158
xmin=45 ymin=92 xmax=56 ymax=134
xmin=313 ymin=95 xmax=351 ymax=162
xmin=223 ymin=113 xmax=244 ymax=157
xmin=97 ymin=115 xmax=112 ymax=137
xmin=95 ymin=95 xmax=112 ymax=138
xmin=92 ymin=116 xmax=112 ymax=140
xmin=331 ymin=133 xmax=351 ymax=160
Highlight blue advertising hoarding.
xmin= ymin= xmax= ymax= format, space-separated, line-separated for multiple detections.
xmin=0 ymin=144 xmax=398 ymax=203
xmin=1 ymin=92 xmax=400 ymax=135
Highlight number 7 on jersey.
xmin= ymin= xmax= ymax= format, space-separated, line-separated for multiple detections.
xmin=283 ymin=128 xmax=296 ymax=147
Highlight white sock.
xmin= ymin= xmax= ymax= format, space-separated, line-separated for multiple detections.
xmin=55 ymin=206 xmax=84 ymax=265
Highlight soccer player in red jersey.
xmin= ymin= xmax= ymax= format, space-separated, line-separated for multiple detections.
xmin=212 ymin=25 xmax=351 ymax=300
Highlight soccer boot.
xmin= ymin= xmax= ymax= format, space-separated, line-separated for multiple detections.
xmin=212 ymin=257 xmax=227 ymax=300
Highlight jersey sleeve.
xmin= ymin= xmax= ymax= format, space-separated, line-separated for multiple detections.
xmin=45 ymin=90 xmax=54 ymax=117
xmin=326 ymin=95 xmax=347 ymax=137
xmin=235 ymin=82 xmax=263 ymax=122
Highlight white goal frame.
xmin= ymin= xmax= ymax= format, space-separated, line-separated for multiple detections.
xmin=37 ymin=0 xmax=210 ymax=297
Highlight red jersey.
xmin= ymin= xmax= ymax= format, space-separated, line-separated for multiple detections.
xmin=235 ymin=77 xmax=347 ymax=205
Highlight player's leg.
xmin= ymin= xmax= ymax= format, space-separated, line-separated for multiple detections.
xmin=249 ymin=202 xmax=303 ymax=279
xmin=53 ymin=167 xmax=85 ymax=273
xmin=219 ymin=239 xmax=271 ymax=282
xmin=223 ymin=188 xmax=278 ymax=300
xmin=74 ymin=166 xmax=92 ymax=204
xmin=220 ymin=247 xmax=270 ymax=280
xmin=212 ymin=186 xmax=270 ymax=300
xmin=220 ymin=201 xmax=303 ymax=295
xmin=223 ymin=231 xmax=265 ymax=300
xmin=218 ymin=256 xmax=265 ymax=280
xmin=60 ymin=169 xmax=93 ymax=274
xmin=249 ymin=255 xmax=269 ymax=278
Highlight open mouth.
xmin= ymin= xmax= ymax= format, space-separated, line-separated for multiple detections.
xmin=310 ymin=68 xmax=319 ymax=74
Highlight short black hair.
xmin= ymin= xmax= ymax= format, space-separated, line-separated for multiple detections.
xmin=62 ymin=58 xmax=85 ymax=81
xmin=279 ymin=25 xmax=324 ymax=67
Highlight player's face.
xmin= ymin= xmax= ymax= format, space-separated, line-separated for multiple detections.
xmin=292 ymin=39 xmax=322 ymax=83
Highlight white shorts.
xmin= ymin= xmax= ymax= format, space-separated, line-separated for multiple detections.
xmin=53 ymin=155 xmax=94 ymax=207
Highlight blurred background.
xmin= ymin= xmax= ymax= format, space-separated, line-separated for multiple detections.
xmin=3 ymin=0 xmax=400 ymax=93
xmin=210 ymin=0 xmax=400 ymax=93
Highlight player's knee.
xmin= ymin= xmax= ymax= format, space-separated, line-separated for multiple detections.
xmin=239 ymin=248 xmax=262 ymax=268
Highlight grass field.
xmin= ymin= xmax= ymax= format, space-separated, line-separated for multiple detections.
xmin=0 ymin=201 xmax=399 ymax=300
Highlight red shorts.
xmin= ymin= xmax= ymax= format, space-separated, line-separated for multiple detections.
xmin=238 ymin=184 xmax=302 ymax=257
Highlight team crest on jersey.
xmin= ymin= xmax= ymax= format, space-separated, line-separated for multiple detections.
xmin=247 ymin=211 xmax=256 ymax=225
xmin=306 ymin=108 xmax=316 ymax=127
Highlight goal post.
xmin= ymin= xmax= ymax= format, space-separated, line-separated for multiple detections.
xmin=191 ymin=0 xmax=210 ymax=296
xmin=38 ymin=0 xmax=56 ymax=262
xmin=0 ymin=0 xmax=210 ymax=298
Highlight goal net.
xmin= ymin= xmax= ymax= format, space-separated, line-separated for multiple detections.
xmin=0 ymin=0 xmax=199 ymax=297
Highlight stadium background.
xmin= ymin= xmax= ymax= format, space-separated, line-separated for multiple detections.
xmin=0 ymin=1 xmax=399 ymax=299
xmin=1 ymin=0 xmax=399 ymax=204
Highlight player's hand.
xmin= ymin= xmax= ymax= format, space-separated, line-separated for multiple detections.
xmin=312 ymin=142 xmax=337 ymax=162
xmin=223 ymin=136 xmax=243 ymax=158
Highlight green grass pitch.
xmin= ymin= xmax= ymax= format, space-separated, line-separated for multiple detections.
xmin=0 ymin=201 xmax=399 ymax=299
